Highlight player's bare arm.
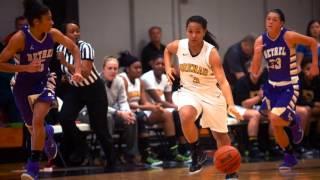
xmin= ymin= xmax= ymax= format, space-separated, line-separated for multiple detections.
xmin=250 ymin=36 xmax=263 ymax=77
xmin=209 ymin=48 xmax=242 ymax=120
xmin=286 ymin=31 xmax=319 ymax=77
xmin=50 ymin=28 xmax=82 ymax=77
xmin=0 ymin=31 xmax=42 ymax=73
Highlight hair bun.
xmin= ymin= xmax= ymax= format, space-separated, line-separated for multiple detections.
xmin=118 ymin=51 xmax=139 ymax=67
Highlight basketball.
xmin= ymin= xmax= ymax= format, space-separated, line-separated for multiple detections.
xmin=214 ymin=145 xmax=241 ymax=174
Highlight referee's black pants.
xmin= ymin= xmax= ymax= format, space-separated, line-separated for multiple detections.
xmin=59 ymin=79 xmax=115 ymax=166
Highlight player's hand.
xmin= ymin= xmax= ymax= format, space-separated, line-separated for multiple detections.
xmin=26 ymin=59 xmax=44 ymax=72
xmin=310 ymin=64 xmax=319 ymax=78
xmin=165 ymin=67 xmax=176 ymax=85
xmin=72 ymin=72 xmax=83 ymax=83
xmin=228 ymin=105 xmax=243 ymax=121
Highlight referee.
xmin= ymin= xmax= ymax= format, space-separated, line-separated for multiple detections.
xmin=56 ymin=22 xmax=115 ymax=169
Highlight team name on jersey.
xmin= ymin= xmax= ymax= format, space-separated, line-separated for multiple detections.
xmin=263 ymin=46 xmax=286 ymax=59
xmin=180 ymin=63 xmax=209 ymax=76
xmin=128 ymin=91 xmax=140 ymax=99
xmin=27 ymin=49 xmax=53 ymax=62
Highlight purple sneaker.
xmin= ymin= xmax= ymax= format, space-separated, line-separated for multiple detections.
xmin=290 ymin=117 xmax=304 ymax=144
xmin=279 ymin=153 xmax=297 ymax=171
xmin=44 ymin=125 xmax=58 ymax=160
xmin=21 ymin=161 xmax=39 ymax=180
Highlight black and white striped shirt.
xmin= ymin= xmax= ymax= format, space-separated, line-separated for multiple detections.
xmin=56 ymin=40 xmax=100 ymax=87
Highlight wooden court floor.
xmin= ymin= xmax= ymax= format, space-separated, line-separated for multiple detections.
xmin=1 ymin=159 xmax=320 ymax=180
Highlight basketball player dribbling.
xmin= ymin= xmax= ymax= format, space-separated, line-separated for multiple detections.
xmin=0 ymin=0 xmax=83 ymax=179
xmin=164 ymin=15 xmax=242 ymax=179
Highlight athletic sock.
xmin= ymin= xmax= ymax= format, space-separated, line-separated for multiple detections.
xmin=30 ymin=150 xmax=42 ymax=162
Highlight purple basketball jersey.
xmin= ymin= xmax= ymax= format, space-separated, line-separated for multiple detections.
xmin=12 ymin=26 xmax=56 ymax=125
xmin=15 ymin=26 xmax=54 ymax=84
xmin=262 ymin=28 xmax=297 ymax=82
xmin=260 ymin=28 xmax=299 ymax=122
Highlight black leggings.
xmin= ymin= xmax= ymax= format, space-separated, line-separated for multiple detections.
xmin=59 ymin=79 xmax=115 ymax=165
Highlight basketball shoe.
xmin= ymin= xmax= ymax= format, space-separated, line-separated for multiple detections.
xmin=21 ymin=160 xmax=39 ymax=180
xmin=189 ymin=149 xmax=207 ymax=175
xmin=290 ymin=116 xmax=304 ymax=144
xmin=44 ymin=125 xmax=58 ymax=160
xmin=278 ymin=153 xmax=298 ymax=171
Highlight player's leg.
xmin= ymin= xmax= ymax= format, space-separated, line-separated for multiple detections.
xmin=269 ymin=113 xmax=290 ymax=148
xmin=206 ymin=97 xmax=239 ymax=179
xmin=211 ymin=132 xmax=231 ymax=148
xmin=269 ymin=113 xmax=298 ymax=171
xmin=179 ymin=106 xmax=199 ymax=142
xmin=295 ymin=105 xmax=311 ymax=148
xmin=22 ymin=101 xmax=51 ymax=180
xmin=173 ymin=90 xmax=204 ymax=174
xmin=39 ymin=72 xmax=59 ymax=161
xmin=211 ymin=131 xmax=239 ymax=179
xmin=269 ymin=86 xmax=301 ymax=171
xmin=179 ymin=105 xmax=207 ymax=174
xmin=32 ymin=102 xmax=51 ymax=149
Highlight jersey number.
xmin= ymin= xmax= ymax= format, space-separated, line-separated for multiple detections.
xmin=193 ymin=77 xmax=200 ymax=84
xmin=269 ymin=58 xmax=282 ymax=69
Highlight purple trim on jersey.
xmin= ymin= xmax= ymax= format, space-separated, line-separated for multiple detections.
xmin=12 ymin=26 xmax=56 ymax=125
xmin=262 ymin=28 xmax=291 ymax=82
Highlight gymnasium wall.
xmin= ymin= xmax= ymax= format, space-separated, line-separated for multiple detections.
xmin=0 ymin=0 xmax=23 ymax=40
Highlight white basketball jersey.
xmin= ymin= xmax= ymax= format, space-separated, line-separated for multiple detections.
xmin=119 ymin=72 xmax=141 ymax=107
xmin=176 ymin=39 xmax=222 ymax=100
xmin=141 ymin=70 xmax=172 ymax=102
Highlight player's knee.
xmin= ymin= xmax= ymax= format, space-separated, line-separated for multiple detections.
xmin=179 ymin=113 xmax=195 ymax=124
xmin=179 ymin=107 xmax=197 ymax=122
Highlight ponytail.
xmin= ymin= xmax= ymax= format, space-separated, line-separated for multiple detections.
xmin=204 ymin=31 xmax=219 ymax=50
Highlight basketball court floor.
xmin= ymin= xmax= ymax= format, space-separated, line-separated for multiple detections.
xmin=1 ymin=158 xmax=320 ymax=179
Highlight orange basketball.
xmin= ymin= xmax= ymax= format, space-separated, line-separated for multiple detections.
xmin=214 ymin=145 xmax=241 ymax=174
